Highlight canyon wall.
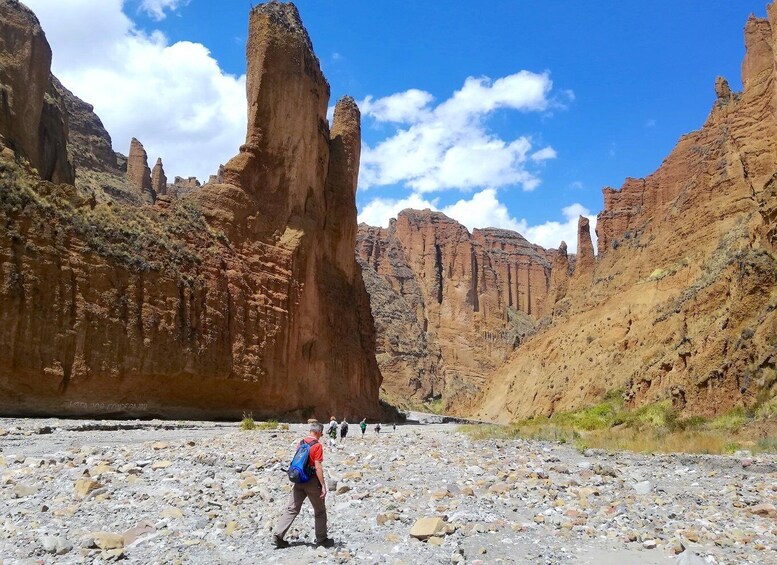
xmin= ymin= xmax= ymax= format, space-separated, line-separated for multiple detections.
xmin=0 ymin=0 xmax=72 ymax=184
xmin=357 ymin=210 xmax=553 ymax=410
xmin=0 ymin=1 xmax=383 ymax=420
xmin=477 ymin=5 xmax=777 ymax=421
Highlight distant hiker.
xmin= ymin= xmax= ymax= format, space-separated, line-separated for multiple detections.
xmin=327 ymin=417 xmax=338 ymax=445
xmin=339 ymin=419 xmax=349 ymax=441
xmin=374 ymin=422 xmax=381 ymax=434
xmin=392 ymin=422 xmax=396 ymax=432
xmin=359 ymin=418 xmax=367 ymax=437
xmin=273 ymin=422 xmax=334 ymax=549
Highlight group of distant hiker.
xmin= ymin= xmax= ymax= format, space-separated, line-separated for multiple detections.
xmin=273 ymin=417 xmax=397 ymax=549
xmin=326 ymin=417 xmax=349 ymax=444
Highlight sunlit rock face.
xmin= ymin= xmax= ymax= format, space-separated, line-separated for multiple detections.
xmin=0 ymin=1 xmax=384 ymax=420
xmin=477 ymin=3 xmax=777 ymax=423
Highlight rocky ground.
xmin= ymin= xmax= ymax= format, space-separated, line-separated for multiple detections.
xmin=0 ymin=418 xmax=775 ymax=564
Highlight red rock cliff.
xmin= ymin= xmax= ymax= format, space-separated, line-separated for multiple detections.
xmin=0 ymin=1 xmax=383 ymax=420
xmin=357 ymin=209 xmax=552 ymax=410
xmin=478 ymin=3 xmax=777 ymax=421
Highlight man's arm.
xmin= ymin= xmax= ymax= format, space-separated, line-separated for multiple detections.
xmin=315 ymin=461 xmax=326 ymax=498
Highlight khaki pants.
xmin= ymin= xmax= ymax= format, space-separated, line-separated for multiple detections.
xmin=274 ymin=478 xmax=327 ymax=542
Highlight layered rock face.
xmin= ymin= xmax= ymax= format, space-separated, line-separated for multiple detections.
xmin=357 ymin=210 xmax=552 ymax=410
xmin=478 ymin=4 xmax=777 ymax=421
xmin=0 ymin=0 xmax=72 ymax=184
xmin=0 ymin=1 xmax=383 ymax=419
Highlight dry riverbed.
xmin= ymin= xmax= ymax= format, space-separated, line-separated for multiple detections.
xmin=0 ymin=418 xmax=776 ymax=564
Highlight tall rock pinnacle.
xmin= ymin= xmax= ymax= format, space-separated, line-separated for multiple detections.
xmin=325 ymin=96 xmax=362 ymax=280
xmin=219 ymin=2 xmax=330 ymax=239
xmin=151 ymin=157 xmax=167 ymax=197
xmin=543 ymin=241 xmax=570 ymax=317
xmin=127 ymin=138 xmax=154 ymax=203
xmin=573 ymin=216 xmax=595 ymax=281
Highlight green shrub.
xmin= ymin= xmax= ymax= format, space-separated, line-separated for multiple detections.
xmin=710 ymin=407 xmax=749 ymax=432
xmin=256 ymin=419 xmax=279 ymax=430
xmin=240 ymin=412 xmax=256 ymax=431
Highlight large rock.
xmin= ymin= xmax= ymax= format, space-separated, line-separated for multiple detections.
xmin=151 ymin=158 xmax=167 ymax=197
xmin=357 ymin=210 xmax=552 ymax=410
xmin=126 ymin=138 xmax=154 ymax=202
xmin=477 ymin=3 xmax=777 ymax=421
xmin=0 ymin=0 xmax=72 ymax=184
xmin=0 ymin=2 xmax=383 ymax=420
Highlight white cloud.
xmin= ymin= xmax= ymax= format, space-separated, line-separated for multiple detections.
xmin=25 ymin=0 xmax=246 ymax=182
xmin=530 ymin=146 xmax=557 ymax=162
xmin=358 ymin=188 xmax=598 ymax=252
xmin=359 ymin=71 xmax=556 ymax=194
xmin=357 ymin=193 xmax=438 ymax=227
xmin=139 ymin=0 xmax=189 ymax=21
xmin=361 ymin=89 xmax=433 ymax=123
xmin=521 ymin=202 xmax=598 ymax=252
xmin=441 ymin=188 xmax=525 ymax=233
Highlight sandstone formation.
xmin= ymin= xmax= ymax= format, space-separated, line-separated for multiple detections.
xmin=126 ymin=138 xmax=154 ymax=203
xmin=541 ymin=241 xmax=571 ymax=318
xmin=170 ymin=176 xmax=200 ymax=197
xmin=151 ymin=158 xmax=167 ymax=197
xmin=357 ymin=210 xmax=552 ymax=410
xmin=0 ymin=0 xmax=72 ymax=184
xmin=0 ymin=1 xmax=383 ymax=419
xmin=478 ymin=3 xmax=777 ymax=421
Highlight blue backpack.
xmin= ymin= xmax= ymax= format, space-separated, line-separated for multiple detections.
xmin=287 ymin=439 xmax=318 ymax=483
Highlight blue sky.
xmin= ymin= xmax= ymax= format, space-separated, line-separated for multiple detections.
xmin=27 ymin=0 xmax=767 ymax=248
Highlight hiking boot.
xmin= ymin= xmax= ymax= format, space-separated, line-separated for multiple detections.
xmin=273 ymin=535 xmax=289 ymax=549
xmin=316 ymin=537 xmax=335 ymax=548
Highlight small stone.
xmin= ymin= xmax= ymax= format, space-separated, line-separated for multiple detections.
xmin=225 ymin=521 xmax=238 ymax=536
xmin=342 ymin=471 xmax=362 ymax=480
xmin=122 ymin=521 xmax=155 ymax=546
xmin=749 ymin=503 xmax=777 ymax=517
xmin=152 ymin=442 xmax=169 ymax=450
xmin=12 ymin=483 xmax=38 ymax=498
xmin=642 ymin=539 xmax=658 ymax=549
xmin=336 ymin=485 xmax=351 ymax=495
xmin=151 ymin=460 xmax=172 ymax=470
xmin=92 ymin=531 xmax=124 ymax=550
xmin=410 ymin=517 xmax=445 ymax=540
xmin=488 ymin=482 xmax=509 ymax=495
xmin=161 ymin=507 xmax=184 ymax=519
xmin=427 ymin=536 xmax=444 ymax=546
xmin=40 ymin=535 xmax=72 ymax=555
xmin=75 ymin=478 xmax=102 ymax=499
xmin=632 ymin=481 xmax=652 ymax=495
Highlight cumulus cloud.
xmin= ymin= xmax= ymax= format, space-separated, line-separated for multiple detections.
xmin=25 ymin=0 xmax=246 ymax=182
xmin=359 ymin=71 xmax=556 ymax=194
xmin=139 ymin=0 xmax=190 ymax=21
xmin=359 ymin=188 xmax=598 ymax=251
xmin=360 ymin=89 xmax=434 ymax=123
xmin=521 ymin=203 xmax=598 ymax=252
xmin=357 ymin=193 xmax=438 ymax=227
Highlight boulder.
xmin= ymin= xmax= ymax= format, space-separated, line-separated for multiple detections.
xmin=409 ymin=516 xmax=445 ymax=540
